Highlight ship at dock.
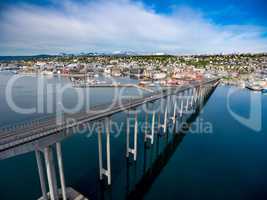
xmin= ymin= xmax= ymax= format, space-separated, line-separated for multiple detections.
xmin=246 ymin=80 xmax=267 ymax=93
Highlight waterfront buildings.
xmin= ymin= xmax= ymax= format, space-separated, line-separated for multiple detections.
xmin=0 ymin=53 xmax=266 ymax=88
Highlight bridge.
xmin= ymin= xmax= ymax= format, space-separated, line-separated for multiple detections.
xmin=0 ymin=78 xmax=219 ymax=200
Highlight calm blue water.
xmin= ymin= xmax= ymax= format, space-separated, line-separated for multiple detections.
xmin=0 ymin=73 xmax=267 ymax=200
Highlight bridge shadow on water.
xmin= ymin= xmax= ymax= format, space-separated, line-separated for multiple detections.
xmin=69 ymin=84 xmax=216 ymax=200
xmin=96 ymin=97 xmax=209 ymax=200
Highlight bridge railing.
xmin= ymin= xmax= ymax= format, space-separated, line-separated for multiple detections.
xmin=0 ymin=98 xmax=141 ymax=137
xmin=0 ymin=115 xmax=55 ymax=135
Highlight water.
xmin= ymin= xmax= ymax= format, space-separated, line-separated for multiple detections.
xmin=0 ymin=73 xmax=267 ymax=200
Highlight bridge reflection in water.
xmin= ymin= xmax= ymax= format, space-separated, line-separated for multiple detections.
xmin=94 ymin=84 xmax=215 ymax=200
xmin=0 ymin=79 xmax=219 ymax=200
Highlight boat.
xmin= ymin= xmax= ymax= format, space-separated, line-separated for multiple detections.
xmin=262 ymin=88 xmax=267 ymax=94
xmin=246 ymin=85 xmax=262 ymax=91
xmin=262 ymin=82 xmax=267 ymax=93
xmin=153 ymin=73 xmax=166 ymax=80
xmin=41 ymin=71 xmax=54 ymax=76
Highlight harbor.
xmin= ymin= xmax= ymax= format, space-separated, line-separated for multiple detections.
xmin=245 ymin=81 xmax=267 ymax=93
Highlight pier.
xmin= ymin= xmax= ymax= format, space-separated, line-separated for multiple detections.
xmin=0 ymin=78 xmax=219 ymax=200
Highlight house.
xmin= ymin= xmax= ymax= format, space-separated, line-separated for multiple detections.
xmin=130 ymin=68 xmax=144 ymax=79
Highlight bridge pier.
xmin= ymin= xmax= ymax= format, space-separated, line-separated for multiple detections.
xmin=193 ymin=87 xmax=198 ymax=110
xmin=44 ymin=146 xmax=59 ymax=200
xmin=126 ymin=111 xmax=138 ymax=161
xmin=170 ymin=96 xmax=177 ymax=123
xmin=35 ymin=143 xmax=88 ymax=200
xmin=97 ymin=117 xmax=111 ymax=185
xmin=199 ymin=87 xmax=204 ymax=107
xmin=35 ymin=142 xmax=67 ymax=200
xmin=179 ymin=94 xmax=184 ymax=118
xmin=205 ymin=86 xmax=208 ymax=96
xmin=194 ymin=87 xmax=199 ymax=110
xmin=144 ymin=103 xmax=155 ymax=145
xmin=193 ymin=88 xmax=196 ymax=108
xmin=194 ymin=87 xmax=199 ymax=104
xmin=56 ymin=143 xmax=67 ymax=200
xmin=163 ymin=99 xmax=168 ymax=133
xmin=202 ymin=87 xmax=205 ymax=99
xmin=189 ymin=89 xmax=193 ymax=109
xmin=185 ymin=90 xmax=189 ymax=113
xmin=194 ymin=87 xmax=199 ymax=105
xmin=35 ymin=150 xmax=48 ymax=200
xmin=158 ymin=97 xmax=168 ymax=134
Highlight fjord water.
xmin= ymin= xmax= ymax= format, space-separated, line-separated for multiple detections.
xmin=0 ymin=74 xmax=267 ymax=200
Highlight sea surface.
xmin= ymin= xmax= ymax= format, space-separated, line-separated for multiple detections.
xmin=0 ymin=73 xmax=266 ymax=200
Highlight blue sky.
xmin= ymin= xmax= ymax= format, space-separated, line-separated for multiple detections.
xmin=0 ymin=0 xmax=267 ymax=55
xmin=142 ymin=0 xmax=267 ymax=25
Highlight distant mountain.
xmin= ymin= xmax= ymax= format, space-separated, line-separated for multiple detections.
xmin=111 ymin=51 xmax=139 ymax=56
xmin=0 ymin=51 xmax=171 ymax=61
xmin=0 ymin=55 xmax=55 ymax=61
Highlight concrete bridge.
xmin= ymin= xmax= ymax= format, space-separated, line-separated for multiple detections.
xmin=0 ymin=78 xmax=219 ymax=200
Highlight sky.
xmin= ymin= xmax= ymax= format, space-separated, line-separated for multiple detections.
xmin=0 ymin=0 xmax=267 ymax=56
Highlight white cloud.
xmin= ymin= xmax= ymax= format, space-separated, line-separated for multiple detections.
xmin=0 ymin=0 xmax=267 ymax=55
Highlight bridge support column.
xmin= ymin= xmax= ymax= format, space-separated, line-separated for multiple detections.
xmin=193 ymin=88 xmax=198 ymax=110
xmin=97 ymin=125 xmax=103 ymax=180
xmin=97 ymin=117 xmax=111 ymax=185
xmin=144 ymin=109 xmax=150 ymax=143
xmin=194 ymin=88 xmax=197 ymax=103
xmin=145 ymin=111 xmax=155 ymax=145
xmin=194 ymin=87 xmax=199 ymax=104
xmin=56 ymin=143 xmax=67 ymax=200
xmin=191 ymin=88 xmax=195 ymax=108
xmin=179 ymin=96 xmax=184 ymax=118
xmin=185 ymin=90 xmax=189 ymax=113
xmin=151 ymin=111 xmax=155 ymax=144
xmin=189 ymin=89 xmax=193 ymax=109
xmin=203 ymin=86 xmax=207 ymax=101
xmin=170 ymin=96 xmax=177 ymax=123
xmin=202 ymin=87 xmax=206 ymax=99
xmin=159 ymin=98 xmax=168 ymax=133
xmin=126 ymin=113 xmax=130 ymax=158
xmin=163 ymin=100 xmax=168 ymax=133
xmin=44 ymin=146 xmax=59 ymax=200
xmin=35 ymin=143 xmax=68 ymax=200
xmin=126 ymin=111 xmax=138 ymax=161
xmin=199 ymin=87 xmax=204 ymax=107
xmin=35 ymin=150 xmax=48 ymax=200
xmin=194 ymin=87 xmax=199 ymax=110
xmin=105 ymin=117 xmax=111 ymax=185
